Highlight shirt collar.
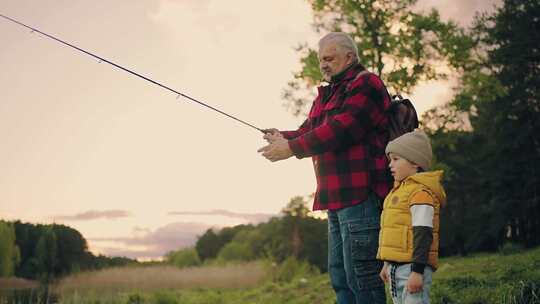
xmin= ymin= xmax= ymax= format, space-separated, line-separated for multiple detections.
xmin=330 ymin=62 xmax=364 ymax=84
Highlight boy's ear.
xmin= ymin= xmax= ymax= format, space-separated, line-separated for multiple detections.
xmin=414 ymin=163 xmax=424 ymax=173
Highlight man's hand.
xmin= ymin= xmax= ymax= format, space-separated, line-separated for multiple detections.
xmin=262 ymin=128 xmax=283 ymax=143
xmin=379 ymin=263 xmax=389 ymax=283
xmin=407 ymin=271 xmax=424 ymax=293
xmin=258 ymin=136 xmax=293 ymax=162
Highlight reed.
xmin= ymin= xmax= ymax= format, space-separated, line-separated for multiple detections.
xmin=0 ymin=278 xmax=38 ymax=290
xmin=53 ymin=262 xmax=265 ymax=295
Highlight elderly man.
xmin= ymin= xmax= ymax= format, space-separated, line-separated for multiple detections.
xmin=258 ymin=32 xmax=392 ymax=304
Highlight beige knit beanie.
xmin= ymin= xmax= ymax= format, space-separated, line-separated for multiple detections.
xmin=385 ymin=129 xmax=432 ymax=170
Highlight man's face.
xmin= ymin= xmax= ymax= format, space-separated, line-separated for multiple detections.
xmin=318 ymin=42 xmax=354 ymax=82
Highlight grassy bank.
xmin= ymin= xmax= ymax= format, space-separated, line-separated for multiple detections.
xmin=11 ymin=246 xmax=540 ymax=304
xmin=430 ymin=246 xmax=540 ymax=304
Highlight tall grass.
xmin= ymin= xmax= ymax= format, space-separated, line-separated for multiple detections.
xmin=6 ymin=248 xmax=540 ymax=304
xmin=53 ymin=262 xmax=265 ymax=295
xmin=56 ymin=259 xmax=332 ymax=304
xmin=0 ymin=278 xmax=38 ymax=290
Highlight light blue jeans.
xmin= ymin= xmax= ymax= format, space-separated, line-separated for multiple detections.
xmin=328 ymin=193 xmax=386 ymax=304
xmin=387 ymin=263 xmax=433 ymax=304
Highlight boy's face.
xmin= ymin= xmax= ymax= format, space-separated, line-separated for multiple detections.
xmin=388 ymin=153 xmax=419 ymax=182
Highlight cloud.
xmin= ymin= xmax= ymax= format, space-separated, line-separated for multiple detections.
xmin=54 ymin=210 xmax=131 ymax=221
xmin=415 ymin=0 xmax=501 ymax=26
xmin=168 ymin=209 xmax=275 ymax=224
xmin=87 ymin=209 xmax=277 ymax=259
xmin=89 ymin=221 xmax=215 ymax=259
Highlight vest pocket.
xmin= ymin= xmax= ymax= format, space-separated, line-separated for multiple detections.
xmin=381 ymin=226 xmax=408 ymax=252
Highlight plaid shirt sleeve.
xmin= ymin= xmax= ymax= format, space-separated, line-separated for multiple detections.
xmin=280 ymin=119 xmax=310 ymax=140
xmin=287 ymin=74 xmax=388 ymax=158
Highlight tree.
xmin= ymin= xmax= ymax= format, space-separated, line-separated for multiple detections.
xmin=166 ymin=248 xmax=201 ymax=268
xmin=281 ymin=196 xmax=311 ymax=218
xmin=216 ymin=242 xmax=254 ymax=262
xmin=34 ymin=226 xmax=57 ymax=282
xmin=52 ymin=224 xmax=88 ymax=276
xmin=195 ymin=225 xmax=251 ymax=261
xmin=281 ymin=196 xmax=311 ymax=258
xmin=11 ymin=220 xmax=137 ymax=279
xmin=423 ymin=0 xmax=540 ymax=254
xmin=195 ymin=229 xmax=220 ymax=261
xmin=0 ymin=221 xmax=20 ymax=277
xmin=284 ymin=0 xmax=473 ymax=115
xmin=466 ymin=0 xmax=540 ymax=248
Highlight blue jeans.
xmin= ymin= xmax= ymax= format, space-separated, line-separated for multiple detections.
xmin=387 ymin=263 xmax=433 ymax=304
xmin=328 ymin=193 xmax=386 ymax=304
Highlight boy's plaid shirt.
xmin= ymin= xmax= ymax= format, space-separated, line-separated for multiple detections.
xmin=282 ymin=64 xmax=392 ymax=211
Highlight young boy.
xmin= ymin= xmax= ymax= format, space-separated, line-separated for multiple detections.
xmin=377 ymin=130 xmax=446 ymax=304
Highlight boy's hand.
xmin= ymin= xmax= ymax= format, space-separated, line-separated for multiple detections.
xmin=407 ymin=272 xmax=423 ymax=293
xmin=379 ymin=263 xmax=389 ymax=283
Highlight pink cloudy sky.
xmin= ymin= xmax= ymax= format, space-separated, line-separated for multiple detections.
xmin=0 ymin=0 xmax=498 ymax=259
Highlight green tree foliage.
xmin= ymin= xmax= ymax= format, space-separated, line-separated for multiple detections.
xmin=0 ymin=221 xmax=20 ymax=277
xmin=193 ymin=197 xmax=329 ymax=272
xmin=423 ymin=0 xmax=540 ymax=255
xmin=281 ymin=196 xmax=311 ymax=218
xmin=278 ymin=196 xmax=327 ymax=271
xmin=166 ymin=247 xmax=201 ymax=268
xmin=284 ymin=0 xmax=473 ymax=115
xmin=217 ymin=242 xmax=255 ymax=262
xmin=35 ymin=227 xmax=57 ymax=282
xmin=12 ymin=221 xmax=137 ymax=280
xmin=195 ymin=229 xmax=221 ymax=262
xmin=195 ymin=225 xmax=251 ymax=261
xmin=52 ymin=224 xmax=88 ymax=276
xmin=284 ymin=199 xmax=328 ymax=271
xmin=90 ymin=254 xmax=137 ymax=269
xmin=14 ymin=221 xmax=42 ymax=278
xmin=473 ymin=0 xmax=540 ymax=249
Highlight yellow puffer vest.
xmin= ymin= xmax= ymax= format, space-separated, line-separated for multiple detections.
xmin=377 ymin=171 xmax=446 ymax=269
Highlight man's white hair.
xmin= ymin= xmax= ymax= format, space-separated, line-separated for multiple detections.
xmin=319 ymin=32 xmax=359 ymax=61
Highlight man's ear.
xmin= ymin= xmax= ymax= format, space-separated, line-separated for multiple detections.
xmin=346 ymin=52 xmax=355 ymax=64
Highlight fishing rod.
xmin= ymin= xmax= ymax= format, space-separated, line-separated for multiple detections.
xmin=0 ymin=13 xmax=265 ymax=133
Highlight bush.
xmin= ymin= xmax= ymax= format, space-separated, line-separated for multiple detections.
xmin=127 ymin=292 xmax=145 ymax=304
xmin=152 ymin=290 xmax=178 ymax=304
xmin=499 ymin=242 xmax=524 ymax=256
xmin=166 ymin=248 xmax=201 ymax=268
xmin=216 ymin=242 xmax=254 ymax=262
xmin=273 ymin=256 xmax=318 ymax=283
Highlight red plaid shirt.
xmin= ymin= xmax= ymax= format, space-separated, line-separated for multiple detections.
xmin=282 ymin=64 xmax=392 ymax=211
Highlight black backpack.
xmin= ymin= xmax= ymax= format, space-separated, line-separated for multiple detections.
xmin=347 ymin=71 xmax=419 ymax=140
xmin=387 ymin=95 xmax=419 ymax=140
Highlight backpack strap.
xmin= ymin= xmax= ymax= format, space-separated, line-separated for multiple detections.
xmin=346 ymin=70 xmax=371 ymax=91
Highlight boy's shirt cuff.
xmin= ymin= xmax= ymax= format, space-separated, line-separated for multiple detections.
xmin=411 ymin=262 xmax=426 ymax=274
